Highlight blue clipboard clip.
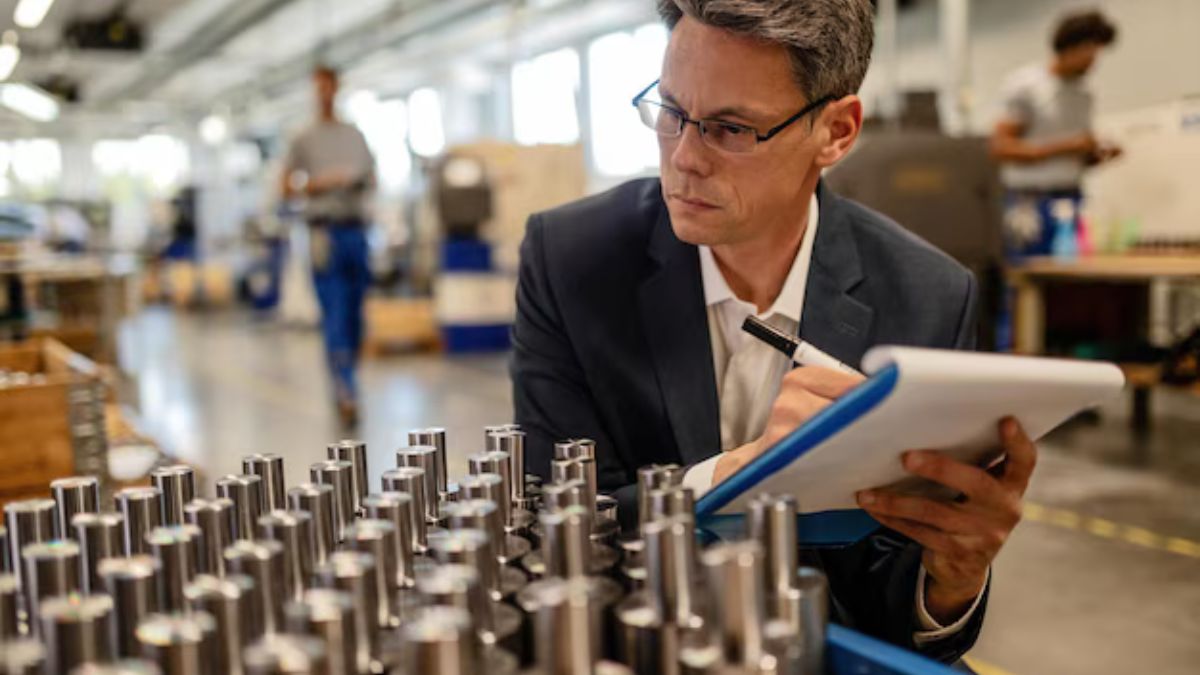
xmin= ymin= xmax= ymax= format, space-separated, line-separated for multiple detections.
xmin=695 ymin=364 xmax=902 ymax=547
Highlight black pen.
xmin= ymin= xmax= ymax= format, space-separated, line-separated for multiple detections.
xmin=741 ymin=316 xmax=861 ymax=375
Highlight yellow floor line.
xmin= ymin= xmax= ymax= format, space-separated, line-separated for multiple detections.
xmin=964 ymin=657 xmax=1018 ymax=675
xmin=1024 ymin=502 xmax=1200 ymax=560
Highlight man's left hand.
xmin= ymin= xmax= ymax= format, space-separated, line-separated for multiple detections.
xmin=856 ymin=417 xmax=1037 ymax=625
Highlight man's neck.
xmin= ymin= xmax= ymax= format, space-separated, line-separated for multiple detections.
xmin=711 ymin=189 xmax=815 ymax=314
xmin=318 ymin=108 xmax=337 ymax=123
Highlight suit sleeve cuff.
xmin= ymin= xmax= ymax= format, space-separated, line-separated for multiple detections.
xmin=913 ymin=565 xmax=989 ymax=645
xmin=682 ymin=455 xmax=722 ymax=498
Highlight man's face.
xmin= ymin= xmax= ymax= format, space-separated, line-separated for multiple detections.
xmin=314 ymin=72 xmax=338 ymax=109
xmin=1057 ymin=43 xmax=1103 ymax=79
xmin=658 ymin=16 xmax=824 ymax=248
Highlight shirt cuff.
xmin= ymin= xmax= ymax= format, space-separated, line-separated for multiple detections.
xmin=913 ymin=565 xmax=989 ymax=645
xmin=682 ymin=454 xmax=722 ymax=498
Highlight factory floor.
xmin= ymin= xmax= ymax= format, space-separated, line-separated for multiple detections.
xmin=119 ymin=308 xmax=1200 ymax=675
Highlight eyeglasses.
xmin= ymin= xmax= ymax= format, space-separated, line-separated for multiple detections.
xmin=631 ymin=79 xmax=833 ymax=154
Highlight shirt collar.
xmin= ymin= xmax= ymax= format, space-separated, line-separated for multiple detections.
xmin=698 ymin=192 xmax=820 ymax=323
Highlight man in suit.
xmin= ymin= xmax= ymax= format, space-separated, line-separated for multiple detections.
xmin=512 ymin=0 xmax=1036 ymax=662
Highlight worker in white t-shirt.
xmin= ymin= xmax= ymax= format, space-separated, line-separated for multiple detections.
xmin=990 ymin=10 xmax=1121 ymax=257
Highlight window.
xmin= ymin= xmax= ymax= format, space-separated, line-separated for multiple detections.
xmin=10 ymin=138 xmax=61 ymax=190
xmin=92 ymin=135 xmax=190 ymax=194
xmin=588 ymin=24 xmax=668 ymax=175
xmin=346 ymin=90 xmax=412 ymax=194
xmin=512 ymin=47 xmax=581 ymax=146
xmin=408 ymin=88 xmax=446 ymax=158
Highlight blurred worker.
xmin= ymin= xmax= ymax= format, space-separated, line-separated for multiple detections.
xmin=991 ymin=9 xmax=1121 ymax=256
xmin=281 ymin=65 xmax=376 ymax=428
xmin=514 ymin=0 xmax=1039 ymax=663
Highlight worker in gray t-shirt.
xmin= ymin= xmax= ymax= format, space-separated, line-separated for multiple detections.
xmin=990 ymin=10 xmax=1121 ymax=257
xmin=281 ymin=64 xmax=376 ymax=428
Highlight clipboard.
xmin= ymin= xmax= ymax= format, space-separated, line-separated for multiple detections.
xmin=695 ymin=346 xmax=1127 ymax=546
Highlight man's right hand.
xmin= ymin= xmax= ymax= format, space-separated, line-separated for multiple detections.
xmin=711 ymin=366 xmax=865 ymax=486
xmin=1058 ymin=132 xmax=1099 ymax=159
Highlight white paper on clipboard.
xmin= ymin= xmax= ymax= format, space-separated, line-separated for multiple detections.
xmin=716 ymin=346 xmax=1127 ymax=515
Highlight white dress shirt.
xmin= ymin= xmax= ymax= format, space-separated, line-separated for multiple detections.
xmin=680 ymin=192 xmax=981 ymax=642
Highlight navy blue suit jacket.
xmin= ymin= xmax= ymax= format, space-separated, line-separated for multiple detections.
xmin=511 ymin=178 xmax=985 ymax=661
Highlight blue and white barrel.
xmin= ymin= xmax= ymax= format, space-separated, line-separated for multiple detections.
xmin=435 ymin=239 xmax=515 ymax=352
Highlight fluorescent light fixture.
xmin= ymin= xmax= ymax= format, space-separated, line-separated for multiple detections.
xmin=0 ymin=83 xmax=59 ymax=122
xmin=14 ymin=0 xmax=55 ymax=29
xmin=0 ymin=44 xmax=18 ymax=81
xmin=199 ymin=114 xmax=228 ymax=145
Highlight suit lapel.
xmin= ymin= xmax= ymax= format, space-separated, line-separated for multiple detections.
xmin=800 ymin=185 xmax=875 ymax=368
xmin=637 ymin=205 xmax=722 ymax=466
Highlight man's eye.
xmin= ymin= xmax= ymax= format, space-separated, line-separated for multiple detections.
xmin=717 ymin=123 xmax=747 ymax=135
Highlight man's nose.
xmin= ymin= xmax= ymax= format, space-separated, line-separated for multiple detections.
xmin=667 ymin=122 xmax=713 ymax=177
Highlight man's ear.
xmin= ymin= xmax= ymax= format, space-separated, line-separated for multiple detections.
xmin=813 ymin=95 xmax=863 ymax=169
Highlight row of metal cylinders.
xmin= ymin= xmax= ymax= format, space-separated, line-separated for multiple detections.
xmin=0 ymin=430 xmax=828 ymax=675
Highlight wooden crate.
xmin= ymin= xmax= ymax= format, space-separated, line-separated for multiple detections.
xmin=363 ymin=297 xmax=441 ymax=357
xmin=0 ymin=338 xmax=109 ymax=508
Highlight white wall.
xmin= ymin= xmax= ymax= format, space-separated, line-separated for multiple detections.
xmin=859 ymin=0 xmax=1200 ymax=134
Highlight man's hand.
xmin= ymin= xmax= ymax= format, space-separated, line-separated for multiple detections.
xmin=711 ymin=367 xmax=865 ymax=485
xmin=1087 ymin=142 xmax=1123 ymax=166
xmin=306 ymin=167 xmax=357 ymax=196
xmin=856 ymin=417 xmax=1037 ymax=624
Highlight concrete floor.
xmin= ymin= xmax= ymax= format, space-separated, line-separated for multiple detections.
xmin=119 ymin=308 xmax=1200 ymax=675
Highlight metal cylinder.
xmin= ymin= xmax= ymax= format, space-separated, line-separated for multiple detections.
xmin=484 ymin=424 xmax=521 ymax=451
xmin=428 ymin=529 xmax=497 ymax=603
xmin=70 ymin=660 xmax=163 ymax=675
xmin=541 ymin=481 xmax=585 ymax=513
xmin=381 ymin=468 xmax=429 ymax=550
xmin=256 ymin=511 xmax=313 ymax=602
xmin=467 ymin=453 xmax=513 ymax=523
xmin=244 ymin=634 xmax=328 ymax=675
xmin=0 ymin=524 xmax=8 ymax=574
xmin=51 ymin=476 xmax=102 ymax=538
xmin=309 ymin=461 xmax=354 ymax=542
xmin=216 ymin=474 xmax=266 ymax=543
xmin=224 ymin=539 xmax=287 ymax=638
xmin=327 ymin=440 xmax=369 ymax=512
xmin=243 ymin=454 xmax=288 ymax=511
xmin=446 ymin=498 xmax=528 ymax=566
xmin=362 ymin=493 xmax=415 ymax=588
xmin=747 ymin=494 xmax=798 ymax=605
xmin=342 ymin=519 xmax=399 ymax=630
xmin=530 ymin=577 xmax=602 ymax=675
xmin=540 ymin=507 xmax=591 ymax=580
xmin=185 ymin=574 xmax=253 ymax=675
xmin=284 ymin=588 xmax=358 ymax=675
xmin=115 ymin=488 xmax=163 ymax=556
xmin=636 ymin=465 xmax=682 ymax=528
xmin=417 ymin=563 xmax=494 ymax=637
xmin=5 ymin=498 xmax=57 ymax=594
xmin=0 ymin=638 xmax=45 ymax=674
xmin=315 ymin=552 xmax=379 ymax=671
xmin=136 ymin=612 xmax=216 ymax=675
xmin=39 ymin=593 xmax=115 ymax=674
xmin=407 ymin=428 xmax=448 ymax=496
xmin=493 ymin=431 xmax=528 ymax=501
xmin=287 ymin=484 xmax=336 ymax=569
xmin=395 ymin=447 xmax=440 ymax=523
xmin=700 ymin=541 xmax=767 ymax=668
xmin=398 ymin=606 xmax=479 ymax=675
xmin=146 ymin=525 xmax=201 ymax=613
xmin=184 ymin=498 xmax=235 ymax=577
xmin=0 ymin=573 xmax=20 ymax=639
xmin=150 ymin=465 xmax=196 ymax=526
xmin=648 ymin=487 xmax=694 ymax=523
xmin=73 ymin=511 xmax=125 ymax=594
xmin=564 ymin=457 xmax=599 ymax=519
xmin=773 ymin=567 xmax=829 ymax=675
xmin=98 ymin=555 xmax=160 ymax=658
xmin=22 ymin=539 xmax=82 ymax=632
xmin=643 ymin=516 xmax=699 ymax=626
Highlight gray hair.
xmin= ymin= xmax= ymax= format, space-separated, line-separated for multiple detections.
xmin=656 ymin=0 xmax=875 ymax=101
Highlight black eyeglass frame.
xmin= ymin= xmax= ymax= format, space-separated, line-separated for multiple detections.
xmin=631 ymin=78 xmax=835 ymax=147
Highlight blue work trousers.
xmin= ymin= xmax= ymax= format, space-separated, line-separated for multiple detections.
xmin=310 ymin=222 xmax=370 ymax=404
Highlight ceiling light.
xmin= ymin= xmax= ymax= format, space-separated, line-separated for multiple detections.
xmin=14 ymin=0 xmax=56 ymax=29
xmin=0 ymin=83 xmax=59 ymax=122
xmin=199 ymin=114 xmax=228 ymax=145
xmin=0 ymin=44 xmax=19 ymax=81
